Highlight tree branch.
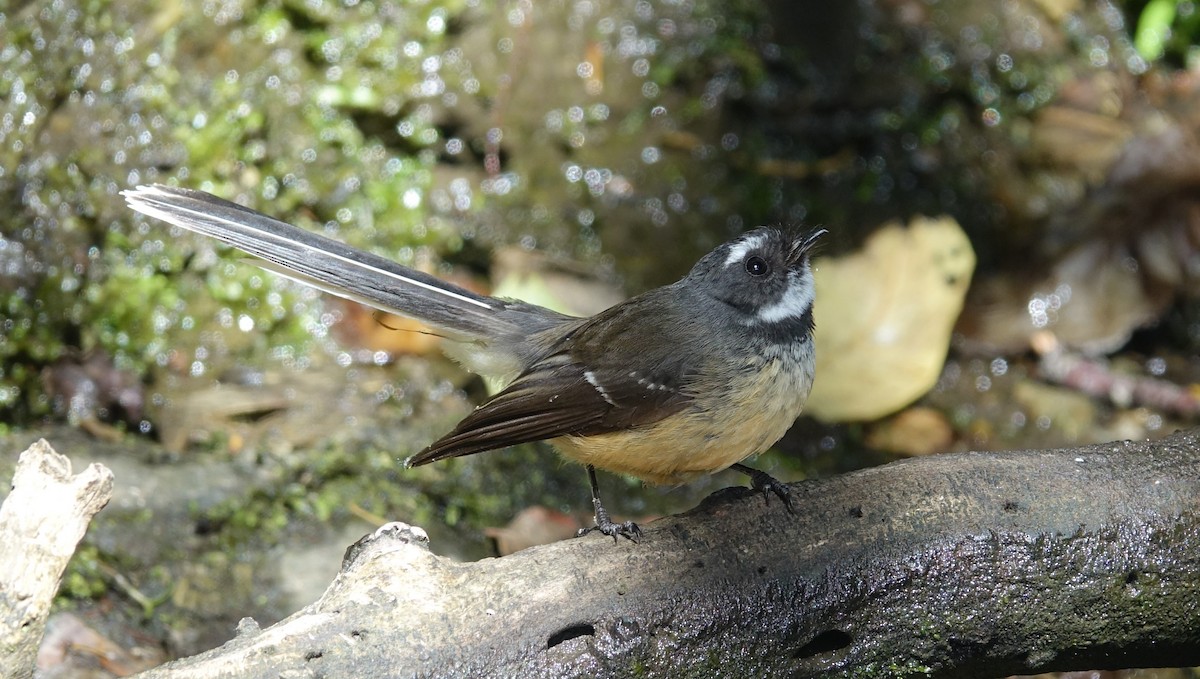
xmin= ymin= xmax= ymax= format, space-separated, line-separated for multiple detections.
xmin=131 ymin=430 xmax=1200 ymax=678
xmin=0 ymin=439 xmax=114 ymax=679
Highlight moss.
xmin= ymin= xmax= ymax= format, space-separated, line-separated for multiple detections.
xmin=0 ymin=0 xmax=464 ymax=425
xmin=59 ymin=544 xmax=110 ymax=600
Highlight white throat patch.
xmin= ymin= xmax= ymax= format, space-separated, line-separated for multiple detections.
xmin=757 ymin=267 xmax=814 ymax=323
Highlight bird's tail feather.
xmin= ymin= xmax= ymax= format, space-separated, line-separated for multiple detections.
xmin=123 ymin=184 xmax=521 ymax=342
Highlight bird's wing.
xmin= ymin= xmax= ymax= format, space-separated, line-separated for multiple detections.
xmin=406 ymin=295 xmax=696 ymax=465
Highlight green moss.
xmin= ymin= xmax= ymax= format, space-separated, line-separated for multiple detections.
xmin=59 ymin=544 xmax=110 ymax=600
xmin=0 ymin=0 xmax=470 ymax=425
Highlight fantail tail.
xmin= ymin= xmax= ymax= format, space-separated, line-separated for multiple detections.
xmin=123 ymin=184 xmax=520 ymax=342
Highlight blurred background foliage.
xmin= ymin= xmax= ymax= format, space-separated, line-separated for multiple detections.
xmin=2 ymin=0 xmax=468 ymax=424
xmin=1134 ymin=0 xmax=1200 ymax=64
xmin=4 ymin=0 xmax=1200 ymax=427
xmin=0 ymin=0 xmax=790 ymax=426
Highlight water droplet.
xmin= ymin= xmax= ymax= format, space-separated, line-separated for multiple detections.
xmin=1146 ymin=357 xmax=1166 ymax=376
xmin=403 ymin=188 xmax=422 ymax=209
xmin=990 ymin=358 xmax=1008 ymax=376
xmin=427 ymin=13 xmax=446 ymax=34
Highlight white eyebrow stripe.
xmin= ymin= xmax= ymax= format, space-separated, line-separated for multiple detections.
xmin=584 ymin=370 xmax=618 ymax=406
xmin=757 ymin=270 xmax=815 ymax=323
xmin=723 ymin=232 xmax=768 ymax=267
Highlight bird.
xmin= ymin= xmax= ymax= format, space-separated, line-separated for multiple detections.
xmin=123 ymin=184 xmax=824 ymax=541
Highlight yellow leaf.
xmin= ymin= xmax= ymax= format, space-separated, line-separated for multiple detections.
xmin=806 ymin=216 xmax=975 ymax=422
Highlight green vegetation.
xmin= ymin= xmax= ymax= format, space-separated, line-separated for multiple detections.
xmin=0 ymin=0 xmax=469 ymax=422
xmin=1133 ymin=0 xmax=1200 ymax=65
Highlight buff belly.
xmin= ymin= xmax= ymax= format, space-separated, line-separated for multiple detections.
xmin=551 ymin=346 xmax=814 ymax=485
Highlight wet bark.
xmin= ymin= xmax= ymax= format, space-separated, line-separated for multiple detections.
xmin=130 ymin=430 xmax=1200 ymax=678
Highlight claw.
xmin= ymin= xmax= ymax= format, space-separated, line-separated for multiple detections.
xmin=576 ymin=464 xmax=642 ymax=542
xmin=731 ymin=463 xmax=796 ymax=514
xmin=577 ymin=518 xmax=642 ymax=543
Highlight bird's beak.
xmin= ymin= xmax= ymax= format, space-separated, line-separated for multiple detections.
xmin=788 ymin=227 xmax=827 ymax=265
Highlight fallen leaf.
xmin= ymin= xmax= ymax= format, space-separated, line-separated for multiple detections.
xmin=961 ymin=237 xmax=1173 ymax=356
xmin=1012 ymin=379 xmax=1097 ymax=441
xmin=960 ymin=119 xmax=1200 ymax=355
xmin=37 ymin=611 xmax=163 ymax=676
xmin=865 ymin=407 xmax=955 ymax=456
xmin=806 ymin=216 xmax=976 ymax=422
xmin=483 ymin=506 xmax=586 ymax=555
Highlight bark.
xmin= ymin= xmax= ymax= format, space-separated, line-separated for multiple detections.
xmin=130 ymin=430 xmax=1200 ymax=678
xmin=0 ymin=439 xmax=114 ymax=679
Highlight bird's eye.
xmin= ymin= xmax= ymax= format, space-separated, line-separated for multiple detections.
xmin=745 ymin=255 xmax=770 ymax=277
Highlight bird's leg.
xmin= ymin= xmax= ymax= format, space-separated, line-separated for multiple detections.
xmin=576 ymin=465 xmax=642 ymax=542
xmin=731 ymin=463 xmax=795 ymax=513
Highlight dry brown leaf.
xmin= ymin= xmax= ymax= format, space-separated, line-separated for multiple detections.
xmin=864 ymin=407 xmax=955 ymax=457
xmin=483 ymin=506 xmax=585 ymax=555
xmin=961 ymin=237 xmax=1173 ymax=355
xmin=806 ymin=216 xmax=976 ymax=422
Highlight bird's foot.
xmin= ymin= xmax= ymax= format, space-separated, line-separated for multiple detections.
xmin=577 ymin=517 xmax=642 ymax=542
xmin=577 ymin=496 xmax=641 ymax=542
xmin=732 ymin=463 xmax=795 ymax=514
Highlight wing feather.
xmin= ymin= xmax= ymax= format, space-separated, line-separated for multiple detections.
xmin=405 ymin=286 xmax=701 ymax=466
